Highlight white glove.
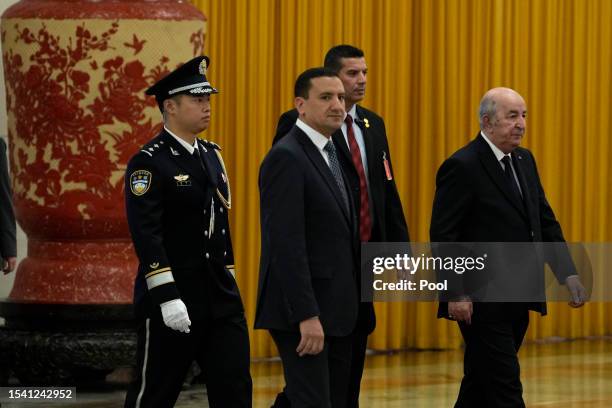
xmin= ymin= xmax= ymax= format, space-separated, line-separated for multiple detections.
xmin=160 ymin=299 xmax=191 ymax=333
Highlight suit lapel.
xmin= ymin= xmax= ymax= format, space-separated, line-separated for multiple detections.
xmin=355 ymin=106 xmax=376 ymax=173
xmin=332 ymin=128 xmax=352 ymax=164
xmin=355 ymin=105 xmax=381 ymax=229
xmin=511 ymin=150 xmax=536 ymax=225
xmin=295 ymin=129 xmax=351 ymax=224
xmin=475 ymin=135 xmax=527 ymax=218
xmin=161 ymin=132 xmax=210 ymax=188
xmin=196 ymin=140 xmax=219 ymax=188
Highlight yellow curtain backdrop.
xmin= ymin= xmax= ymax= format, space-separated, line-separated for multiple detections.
xmin=191 ymin=0 xmax=612 ymax=358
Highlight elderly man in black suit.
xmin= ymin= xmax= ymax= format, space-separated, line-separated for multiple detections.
xmin=430 ymin=87 xmax=586 ymax=407
xmin=273 ymin=44 xmax=410 ymax=408
xmin=256 ymin=67 xmax=359 ymax=408
xmin=0 ymin=137 xmax=16 ymax=274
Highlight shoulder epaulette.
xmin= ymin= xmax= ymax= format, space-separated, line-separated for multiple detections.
xmin=139 ymin=136 xmax=167 ymax=158
xmin=200 ymin=139 xmax=221 ymax=151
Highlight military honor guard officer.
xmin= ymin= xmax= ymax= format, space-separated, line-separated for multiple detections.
xmin=124 ymin=56 xmax=252 ymax=408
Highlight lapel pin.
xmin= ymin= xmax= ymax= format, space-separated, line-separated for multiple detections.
xmin=363 ymin=118 xmax=370 ymax=128
xmin=170 ymin=147 xmax=180 ymax=156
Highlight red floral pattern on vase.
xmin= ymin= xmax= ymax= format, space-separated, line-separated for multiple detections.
xmin=1 ymin=0 xmax=207 ymax=303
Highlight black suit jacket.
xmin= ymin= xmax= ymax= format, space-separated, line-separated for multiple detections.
xmin=125 ymin=130 xmax=243 ymax=321
xmin=430 ymin=133 xmax=574 ymax=321
xmin=274 ymin=107 xmax=409 ymax=243
xmin=274 ymin=107 xmax=410 ymax=333
xmin=0 ymin=138 xmax=16 ymax=260
xmin=255 ymin=126 xmax=359 ymax=337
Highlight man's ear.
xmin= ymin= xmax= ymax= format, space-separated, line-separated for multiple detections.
xmin=482 ymin=114 xmax=492 ymax=130
xmin=295 ymin=96 xmax=306 ymax=117
xmin=163 ymin=97 xmax=178 ymax=114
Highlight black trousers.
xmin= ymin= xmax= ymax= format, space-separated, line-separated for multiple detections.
xmin=271 ymin=329 xmax=370 ymax=408
xmin=270 ymin=330 xmax=353 ymax=408
xmin=455 ymin=312 xmax=529 ymax=408
xmin=124 ymin=313 xmax=252 ymax=408
xmin=345 ymin=330 xmax=368 ymax=408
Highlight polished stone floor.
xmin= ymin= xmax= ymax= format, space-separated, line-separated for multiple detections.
xmin=3 ymin=338 xmax=611 ymax=407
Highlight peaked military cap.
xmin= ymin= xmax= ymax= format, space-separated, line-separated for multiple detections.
xmin=146 ymin=56 xmax=218 ymax=111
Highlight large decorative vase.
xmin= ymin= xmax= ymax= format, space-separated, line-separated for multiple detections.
xmin=0 ymin=0 xmax=206 ymax=384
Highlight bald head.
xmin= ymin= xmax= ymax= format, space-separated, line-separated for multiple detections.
xmin=479 ymin=87 xmax=527 ymax=153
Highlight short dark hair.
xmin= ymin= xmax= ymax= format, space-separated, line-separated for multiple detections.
xmin=294 ymin=67 xmax=338 ymax=98
xmin=159 ymin=94 xmax=183 ymax=113
xmin=323 ymin=44 xmax=365 ymax=73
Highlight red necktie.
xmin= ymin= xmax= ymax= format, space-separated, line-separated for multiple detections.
xmin=345 ymin=115 xmax=372 ymax=241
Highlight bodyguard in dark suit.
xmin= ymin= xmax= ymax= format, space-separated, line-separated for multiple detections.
xmin=273 ymin=45 xmax=410 ymax=407
xmin=124 ymin=56 xmax=252 ymax=408
xmin=256 ymin=67 xmax=359 ymax=408
xmin=0 ymin=138 xmax=16 ymax=274
xmin=430 ymin=87 xmax=586 ymax=407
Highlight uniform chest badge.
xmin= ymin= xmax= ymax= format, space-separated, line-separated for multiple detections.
xmin=130 ymin=170 xmax=152 ymax=196
xmin=174 ymin=174 xmax=191 ymax=186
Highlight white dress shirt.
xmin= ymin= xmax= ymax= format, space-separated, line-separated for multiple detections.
xmin=480 ymin=131 xmax=523 ymax=196
xmin=165 ymin=126 xmax=198 ymax=155
xmin=295 ymin=119 xmax=332 ymax=167
xmin=341 ymin=105 xmax=369 ymax=180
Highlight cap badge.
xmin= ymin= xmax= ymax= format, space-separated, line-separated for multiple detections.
xmin=199 ymin=58 xmax=208 ymax=75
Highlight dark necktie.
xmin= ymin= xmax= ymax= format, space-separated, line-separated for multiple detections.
xmin=345 ymin=115 xmax=372 ymax=241
xmin=501 ymin=155 xmax=522 ymax=202
xmin=323 ymin=140 xmax=349 ymax=213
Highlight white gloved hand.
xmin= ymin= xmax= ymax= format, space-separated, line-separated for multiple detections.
xmin=160 ymin=299 xmax=191 ymax=333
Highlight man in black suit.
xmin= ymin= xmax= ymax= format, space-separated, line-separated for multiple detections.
xmin=430 ymin=87 xmax=586 ymax=407
xmin=274 ymin=44 xmax=410 ymax=407
xmin=0 ymin=137 xmax=16 ymax=274
xmin=124 ymin=56 xmax=252 ymax=407
xmin=256 ymin=67 xmax=359 ymax=407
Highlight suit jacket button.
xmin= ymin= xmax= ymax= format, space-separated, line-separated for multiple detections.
xmin=531 ymin=231 xmax=535 ymax=237
xmin=204 ymin=230 xmax=208 ymax=237
xmin=221 ymin=229 xmax=226 ymax=235
xmin=220 ymin=207 xmax=224 ymax=213
xmin=205 ymin=253 xmax=210 ymax=259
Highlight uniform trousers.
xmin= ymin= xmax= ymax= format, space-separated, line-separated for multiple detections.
xmin=124 ymin=312 xmax=252 ymax=408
